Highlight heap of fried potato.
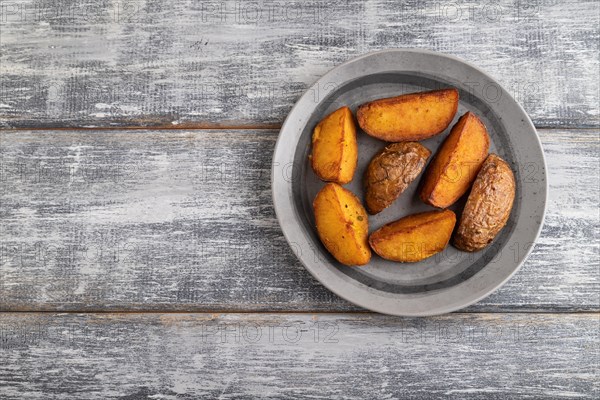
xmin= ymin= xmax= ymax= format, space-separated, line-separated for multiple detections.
xmin=309 ymin=89 xmax=515 ymax=266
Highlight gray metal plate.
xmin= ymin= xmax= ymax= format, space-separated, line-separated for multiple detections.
xmin=272 ymin=49 xmax=547 ymax=316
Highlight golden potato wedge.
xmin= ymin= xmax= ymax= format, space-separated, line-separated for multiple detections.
xmin=356 ymin=89 xmax=459 ymax=141
xmin=309 ymin=106 xmax=358 ymax=184
xmin=454 ymin=154 xmax=516 ymax=252
xmin=369 ymin=210 xmax=456 ymax=262
xmin=420 ymin=112 xmax=490 ymax=208
xmin=313 ymin=183 xmax=371 ymax=266
xmin=364 ymin=142 xmax=431 ymax=214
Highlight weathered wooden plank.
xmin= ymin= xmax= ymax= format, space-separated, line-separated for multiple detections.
xmin=0 ymin=129 xmax=598 ymax=312
xmin=0 ymin=312 xmax=597 ymax=399
xmin=0 ymin=0 xmax=598 ymax=128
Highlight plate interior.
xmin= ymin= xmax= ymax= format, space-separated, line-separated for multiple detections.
xmin=292 ymin=72 xmax=521 ymax=294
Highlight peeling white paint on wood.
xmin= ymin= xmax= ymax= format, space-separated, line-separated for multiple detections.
xmin=0 ymin=129 xmax=597 ymax=312
xmin=0 ymin=312 xmax=597 ymax=399
xmin=0 ymin=1 xmax=598 ymax=396
xmin=0 ymin=0 xmax=598 ymax=128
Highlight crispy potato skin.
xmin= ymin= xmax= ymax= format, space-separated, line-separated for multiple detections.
xmin=420 ymin=112 xmax=490 ymax=208
xmin=310 ymin=106 xmax=358 ymax=184
xmin=454 ymin=154 xmax=516 ymax=252
xmin=369 ymin=210 xmax=456 ymax=262
xmin=313 ymin=183 xmax=371 ymax=266
xmin=356 ymin=89 xmax=459 ymax=141
xmin=364 ymin=142 xmax=431 ymax=214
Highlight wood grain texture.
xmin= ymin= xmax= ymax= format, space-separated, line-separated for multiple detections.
xmin=0 ymin=312 xmax=598 ymax=399
xmin=1 ymin=0 xmax=598 ymax=129
xmin=0 ymin=128 xmax=597 ymax=312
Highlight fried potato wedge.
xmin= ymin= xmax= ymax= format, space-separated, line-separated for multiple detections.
xmin=369 ymin=210 xmax=456 ymax=262
xmin=356 ymin=89 xmax=459 ymax=141
xmin=454 ymin=154 xmax=516 ymax=252
xmin=420 ymin=112 xmax=490 ymax=208
xmin=313 ymin=183 xmax=371 ymax=266
xmin=364 ymin=142 xmax=431 ymax=214
xmin=309 ymin=106 xmax=358 ymax=184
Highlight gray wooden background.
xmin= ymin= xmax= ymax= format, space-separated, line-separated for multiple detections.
xmin=0 ymin=0 xmax=598 ymax=398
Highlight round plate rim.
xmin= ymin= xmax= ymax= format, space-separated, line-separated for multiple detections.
xmin=271 ymin=48 xmax=548 ymax=316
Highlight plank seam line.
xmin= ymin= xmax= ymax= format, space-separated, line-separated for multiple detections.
xmin=0 ymin=125 xmax=282 ymax=132
xmin=0 ymin=126 xmax=598 ymax=132
xmin=0 ymin=310 xmax=598 ymax=315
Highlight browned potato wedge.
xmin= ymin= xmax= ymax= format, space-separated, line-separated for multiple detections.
xmin=356 ymin=89 xmax=459 ymax=141
xmin=420 ymin=112 xmax=490 ymax=208
xmin=309 ymin=106 xmax=358 ymax=184
xmin=313 ymin=183 xmax=371 ymax=266
xmin=454 ymin=154 xmax=516 ymax=252
xmin=364 ymin=142 xmax=431 ymax=214
xmin=369 ymin=210 xmax=456 ymax=262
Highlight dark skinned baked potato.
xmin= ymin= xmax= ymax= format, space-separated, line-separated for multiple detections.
xmin=364 ymin=142 xmax=431 ymax=214
xmin=454 ymin=154 xmax=516 ymax=252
